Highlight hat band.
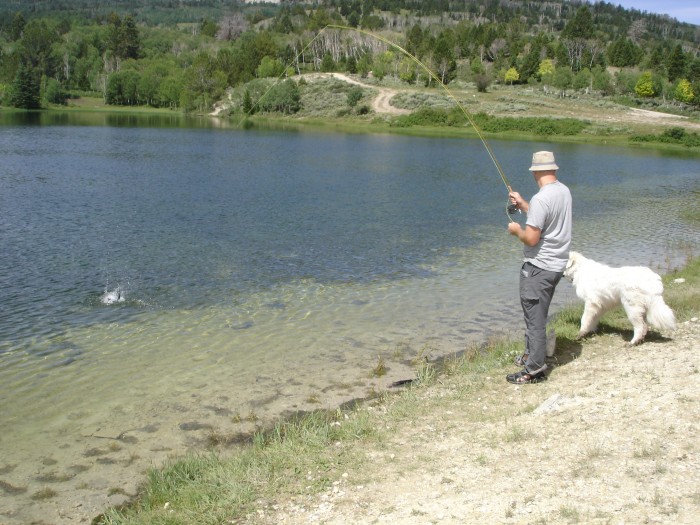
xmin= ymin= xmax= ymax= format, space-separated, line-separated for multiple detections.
xmin=530 ymin=162 xmax=558 ymax=170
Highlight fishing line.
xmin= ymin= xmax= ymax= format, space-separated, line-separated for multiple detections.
xmin=239 ymin=24 xmax=518 ymax=221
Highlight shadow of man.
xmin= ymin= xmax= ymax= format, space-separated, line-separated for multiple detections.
xmin=545 ymin=335 xmax=583 ymax=371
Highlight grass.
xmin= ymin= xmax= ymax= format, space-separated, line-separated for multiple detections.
xmin=558 ymin=504 xmax=580 ymax=522
xmin=31 ymin=487 xmax=58 ymax=500
xmin=98 ymin=409 xmax=377 ymax=524
xmin=633 ymin=439 xmax=664 ymax=459
xmin=371 ymin=355 xmax=387 ymax=377
xmin=96 ymin=247 xmax=699 ymax=524
xmin=60 ymin=96 xmax=178 ymax=115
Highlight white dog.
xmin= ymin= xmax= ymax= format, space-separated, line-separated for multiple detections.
xmin=564 ymin=251 xmax=676 ymax=345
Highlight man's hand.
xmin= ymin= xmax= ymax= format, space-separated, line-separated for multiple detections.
xmin=508 ymin=191 xmax=529 ymax=213
xmin=507 ymin=222 xmax=521 ymax=236
xmin=507 ymin=222 xmax=541 ymax=246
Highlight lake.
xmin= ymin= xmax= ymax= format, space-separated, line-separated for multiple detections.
xmin=0 ymin=113 xmax=698 ymax=523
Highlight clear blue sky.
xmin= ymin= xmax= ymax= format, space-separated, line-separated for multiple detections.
xmin=607 ymin=1 xmax=700 ymax=25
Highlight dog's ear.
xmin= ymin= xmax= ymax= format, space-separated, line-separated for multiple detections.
xmin=564 ymin=251 xmax=577 ymax=276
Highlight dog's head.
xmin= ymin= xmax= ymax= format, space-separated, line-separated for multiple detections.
xmin=564 ymin=251 xmax=583 ymax=280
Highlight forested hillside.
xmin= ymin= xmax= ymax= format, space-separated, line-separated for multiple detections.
xmin=0 ymin=0 xmax=698 ymax=113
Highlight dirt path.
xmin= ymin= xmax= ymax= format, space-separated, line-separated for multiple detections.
xmin=327 ymin=73 xmax=410 ymax=115
xmin=254 ymin=315 xmax=700 ymax=525
xmin=306 ymin=73 xmax=409 ymax=114
xmin=210 ymin=90 xmax=232 ymax=117
xmin=623 ymin=107 xmax=700 ymax=130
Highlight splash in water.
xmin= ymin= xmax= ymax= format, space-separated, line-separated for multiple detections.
xmin=101 ymin=286 xmax=125 ymax=305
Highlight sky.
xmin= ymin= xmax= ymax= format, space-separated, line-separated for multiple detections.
xmin=605 ymin=1 xmax=700 ymax=26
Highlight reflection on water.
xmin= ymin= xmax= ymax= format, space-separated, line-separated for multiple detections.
xmin=0 ymin=109 xmax=222 ymax=129
xmin=0 ymin=117 xmax=698 ymax=523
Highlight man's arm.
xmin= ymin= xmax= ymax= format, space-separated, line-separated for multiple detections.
xmin=507 ymin=222 xmax=541 ymax=246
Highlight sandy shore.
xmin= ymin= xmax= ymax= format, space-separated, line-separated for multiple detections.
xmin=253 ymin=315 xmax=700 ymax=525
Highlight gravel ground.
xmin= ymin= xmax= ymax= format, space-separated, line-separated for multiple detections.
xmin=254 ymin=316 xmax=700 ymax=525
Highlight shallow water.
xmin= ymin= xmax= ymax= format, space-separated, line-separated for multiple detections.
xmin=0 ymin=116 xmax=698 ymax=523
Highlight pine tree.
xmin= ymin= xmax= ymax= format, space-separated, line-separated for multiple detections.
xmin=520 ymin=44 xmax=542 ymax=82
xmin=10 ymin=62 xmax=41 ymax=109
xmin=242 ymin=89 xmax=254 ymax=114
xmin=120 ymin=16 xmax=141 ymax=59
xmin=10 ymin=12 xmax=25 ymax=41
xmin=667 ymin=44 xmax=686 ymax=82
xmin=321 ymin=52 xmax=336 ymax=73
xmin=674 ymin=79 xmax=694 ymax=103
xmin=635 ymin=71 xmax=656 ymax=98
xmin=106 ymin=13 xmax=140 ymax=60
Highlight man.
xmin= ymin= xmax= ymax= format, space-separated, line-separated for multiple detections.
xmin=506 ymin=151 xmax=572 ymax=384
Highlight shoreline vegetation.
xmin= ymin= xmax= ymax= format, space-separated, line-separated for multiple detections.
xmin=4 ymin=75 xmax=700 ymax=153
xmin=220 ymin=74 xmax=700 ymax=150
xmin=95 ymin=250 xmax=700 ymax=524
xmin=57 ymin=87 xmax=700 ymax=154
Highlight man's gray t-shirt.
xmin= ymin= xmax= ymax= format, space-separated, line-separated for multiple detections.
xmin=523 ymin=180 xmax=572 ymax=272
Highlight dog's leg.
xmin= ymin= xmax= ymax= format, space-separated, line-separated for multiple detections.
xmin=622 ymin=298 xmax=648 ymax=345
xmin=577 ymin=302 xmax=602 ymax=339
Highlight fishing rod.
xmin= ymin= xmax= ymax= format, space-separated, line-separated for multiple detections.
xmin=241 ymin=24 xmax=519 ymax=220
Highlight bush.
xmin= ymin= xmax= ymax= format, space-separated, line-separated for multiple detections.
xmin=663 ymin=127 xmax=686 ymax=141
xmin=391 ymin=109 xmax=588 ymax=136
xmin=259 ymin=79 xmax=301 ymax=114
xmin=473 ymin=113 xmax=588 ymax=135
xmin=106 ymin=70 xmax=140 ymax=105
xmin=44 ymin=78 xmax=67 ymax=105
xmin=630 ymin=127 xmax=700 ymax=147
xmin=346 ymin=87 xmax=363 ymax=107
xmin=391 ymin=107 xmax=451 ymax=127
xmin=475 ymin=74 xmax=491 ymax=93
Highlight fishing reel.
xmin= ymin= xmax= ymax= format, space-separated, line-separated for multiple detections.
xmin=506 ymin=186 xmax=520 ymax=215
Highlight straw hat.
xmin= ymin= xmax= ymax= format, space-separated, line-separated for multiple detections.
xmin=529 ymin=151 xmax=559 ymax=171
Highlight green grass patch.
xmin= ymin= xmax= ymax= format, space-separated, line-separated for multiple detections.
xmin=630 ymin=127 xmax=700 ymax=148
xmin=663 ymin=255 xmax=700 ymax=320
xmin=389 ymin=106 xmax=464 ymax=127
xmin=97 ymin=409 xmax=377 ymax=525
xmin=473 ymin=112 xmax=590 ymax=135
xmin=62 ymin=96 xmax=179 ymax=115
xmin=389 ymin=108 xmax=589 ymax=136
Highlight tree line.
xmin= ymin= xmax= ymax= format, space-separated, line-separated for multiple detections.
xmin=1 ymin=0 xmax=699 ymax=112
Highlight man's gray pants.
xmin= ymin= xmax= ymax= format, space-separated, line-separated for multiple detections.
xmin=520 ymin=262 xmax=563 ymax=373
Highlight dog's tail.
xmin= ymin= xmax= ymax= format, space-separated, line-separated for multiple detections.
xmin=647 ymin=295 xmax=676 ymax=331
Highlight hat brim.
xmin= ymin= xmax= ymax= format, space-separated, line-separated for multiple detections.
xmin=529 ymin=163 xmax=559 ymax=171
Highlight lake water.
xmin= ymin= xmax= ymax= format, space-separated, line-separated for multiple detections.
xmin=1 ymin=113 xmax=698 ymax=523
